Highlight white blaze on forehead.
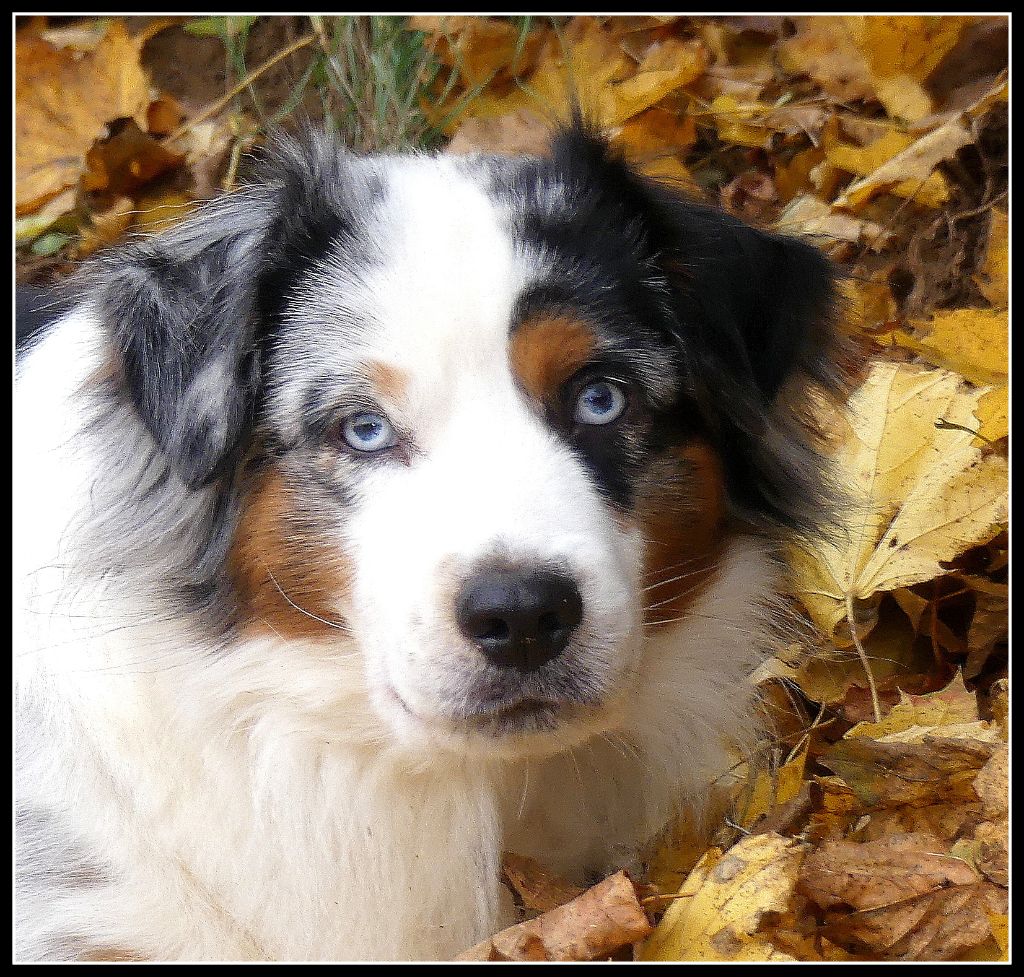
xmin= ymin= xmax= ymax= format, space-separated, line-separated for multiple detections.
xmin=361 ymin=157 xmax=540 ymax=403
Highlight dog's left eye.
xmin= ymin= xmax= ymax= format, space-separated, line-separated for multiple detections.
xmin=340 ymin=411 xmax=398 ymax=453
xmin=574 ymin=380 xmax=627 ymax=426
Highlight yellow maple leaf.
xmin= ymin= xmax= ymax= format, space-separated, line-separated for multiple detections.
xmin=639 ymin=833 xmax=804 ymax=961
xmin=788 ymin=363 xmax=1008 ymax=642
xmin=900 ymin=307 xmax=1008 ymax=388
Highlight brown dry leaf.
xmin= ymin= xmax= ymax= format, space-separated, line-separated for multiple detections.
xmin=446 ymin=109 xmax=553 ymax=156
xmin=16 ymin=21 xmax=154 ymax=213
xmin=639 ymin=833 xmax=804 ymax=961
xmin=77 ymin=196 xmax=136 ymax=257
xmin=800 ymin=831 xmax=976 ymax=909
xmin=787 ymin=363 xmax=1008 ymax=643
xmin=820 ymin=735 xmax=996 ymax=807
xmin=83 ymin=119 xmax=185 ymax=197
xmin=833 ymin=117 xmax=973 ymax=211
xmin=777 ymin=18 xmax=875 ymax=104
xmin=458 ymin=870 xmax=651 ymax=961
xmin=501 ymin=853 xmax=586 ymax=914
xmin=146 ymin=93 xmax=187 ymax=137
xmin=799 ymin=832 xmax=1001 ymax=960
xmin=806 ymin=775 xmax=864 ymax=843
xmin=972 ymin=743 xmax=1008 ymax=818
xmin=965 ymin=584 xmax=1009 ymax=677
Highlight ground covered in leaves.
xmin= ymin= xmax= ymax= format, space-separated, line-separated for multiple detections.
xmin=15 ymin=15 xmax=1009 ymax=963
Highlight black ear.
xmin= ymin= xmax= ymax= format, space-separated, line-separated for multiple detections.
xmin=550 ymin=123 xmax=840 ymax=404
xmin=550 ymin=124 xmax=844 ymax=532
xmin=96 ymin=194 xmax=272 ymax=488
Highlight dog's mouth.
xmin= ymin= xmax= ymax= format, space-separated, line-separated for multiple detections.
xmin=386 ymin=684 xmax=592 ymax=740
xmin=458 ymin=697 xmax=566 ymax=736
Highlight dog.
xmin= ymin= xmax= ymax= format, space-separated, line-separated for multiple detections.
xmin=14 ymin=124 xmax=840 ymax=961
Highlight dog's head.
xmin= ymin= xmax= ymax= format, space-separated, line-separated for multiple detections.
xmin=96 ymin=128 xmax=838 ymax=758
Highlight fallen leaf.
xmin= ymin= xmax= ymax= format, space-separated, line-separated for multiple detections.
xmin=833 ymin=118 xmax=973 ymax=211
xmin=501 ymin=853 xmax=587 ymax=914
xmin=799 ymin=831 xmax=1001 ymax=959
xmin=446 ymin=109 xmax=553 ymax=156
xmin=845 ymin=672 xmax=979 ymax=740
xmin=904 ymin=307 xmax=1008 ymax=387
xmin=973 ymin=208 xmax=1008 ymax=306
xmin=820 ymin=735 xmax=996 ymax=807
xmin=777 ymin=18 xmax=875 ymax=105
xmin=640 ymin=833 xmax=804 ymax=961
xmin=16 ymin=21 xmax=154 ymax=213
xmin=458 ymin=870 xmax=652 ymax=961
xmin=78 ymin=196 xmax=136 ymax=257
xmin=844 ymin=16 xmax=972 ymax=120
xmin=779 ymin=194 xmax=894 ymax=252
xmin=787 ymin=363 xmax=1008 ymax=643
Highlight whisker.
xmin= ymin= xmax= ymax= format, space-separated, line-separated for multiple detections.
xmin=263 ymin=564 xmax=352 ymax=635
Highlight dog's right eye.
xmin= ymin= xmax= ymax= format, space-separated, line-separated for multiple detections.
xmin=340 ymin=411 xmax=398 ymax=453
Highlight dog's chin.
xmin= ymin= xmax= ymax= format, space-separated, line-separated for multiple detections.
xmin=379 ymin=684 xmax=617 ymax=760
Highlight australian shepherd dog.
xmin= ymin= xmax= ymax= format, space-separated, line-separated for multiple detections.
xmin=14 ymin=124 xmax=840 ymax=960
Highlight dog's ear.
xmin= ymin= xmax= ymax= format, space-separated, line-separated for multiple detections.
xmin=95 ymin=135 xmax=351 ymax=489
xmin=95 ymin=192 xmax=274 ymax=489
xmin=550 ymin=123 xmax=844 ymax=531
xmin=550 ymin=124 xmax=839 ymax=405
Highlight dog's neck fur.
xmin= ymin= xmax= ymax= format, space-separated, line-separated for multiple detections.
xmin=16 ymin=309 xmax=778 ymax=960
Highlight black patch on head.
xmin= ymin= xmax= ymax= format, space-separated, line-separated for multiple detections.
xmin=92 ymin=133 xmax=362 ymax=490
xmin=499 ymin=123 xmax=844 ymax=535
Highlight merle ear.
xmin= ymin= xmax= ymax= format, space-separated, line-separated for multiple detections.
xmin=95 ymin=193 xmax=275 ymax=489
xmin=549 ymin=124 xmax=840 ymax=404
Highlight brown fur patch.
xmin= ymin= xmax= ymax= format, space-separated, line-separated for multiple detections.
xmin=635 ymin=441 xmax=728 ymax=628
xmin=228 ymin=467 xmax=352 ymax=641
xmin=367 ymin=359 xmax=410 ymax=407
xmin=509 ymin=316 xmax=597 ymax=403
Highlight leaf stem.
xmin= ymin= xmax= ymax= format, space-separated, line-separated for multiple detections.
xmin=846 ymin=593 xmax=882 ymax=723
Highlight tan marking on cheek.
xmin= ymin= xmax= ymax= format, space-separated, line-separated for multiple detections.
xmin=509 ymin=316 xmax=597 ymax=403
xmin=635 ymin=441 xmax=728 ymax=627
xmin=367 ymin=359 xmax=410 ymax=407
xmin=228 ymin=467 xmax=352 ymax=641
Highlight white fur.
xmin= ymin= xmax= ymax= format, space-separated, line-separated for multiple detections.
xmin=15 ymin=158 xmax=779 ymax=961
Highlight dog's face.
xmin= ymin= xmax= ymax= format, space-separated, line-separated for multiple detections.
xmin=99 ymin=129 xmax=837 ymax=758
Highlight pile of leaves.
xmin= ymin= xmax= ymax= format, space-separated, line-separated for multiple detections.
xmin=14 ymin=15 xmax=1009 ymax=963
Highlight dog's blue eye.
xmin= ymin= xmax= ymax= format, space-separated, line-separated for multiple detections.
xmin=341 ymin=412 xmax=397 ymax=453
xmin=574 ymin=381 xmax=627 ymax=426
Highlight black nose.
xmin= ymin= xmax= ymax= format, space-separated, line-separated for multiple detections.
xmin=456 ymin=568 xmax=584 ymax=672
